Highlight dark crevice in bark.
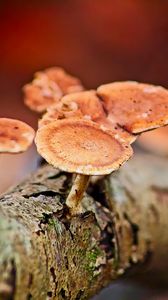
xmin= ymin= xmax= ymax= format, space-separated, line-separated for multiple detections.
xmin=47 ymin=291 xmax=53 ymax=297
xmin=99 ymin=222 xmax=115 ymax=259
xmin=23 ymin=191 xmax=62 ymax=199
xmin=88 ymin=179 xmax=109 ymax=208
xmin=28 ymin=273 xmax=33 ymax=288
xmin=26 ymin=293 xmax=32 ymax=300
xmin=59 ymin=288 xmax=67 ymax=299
xmin=123 ymin=213 xmax=139 ymax=246
xmin=75 ymin=290 xmax=84 ymax=300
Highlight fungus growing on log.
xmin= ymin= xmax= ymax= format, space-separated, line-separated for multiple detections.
xmin=35 ymin=118 xmax=132 ymax=214
xmin=23 ymin=67 xmax=84 ymax=113
xmin=97 ymin=81 xmax=168 ymax=134
xmin=23 ymin=68 xmax=168 ymax=217
xmin=0 ymin=118 xmax=35 ymax=153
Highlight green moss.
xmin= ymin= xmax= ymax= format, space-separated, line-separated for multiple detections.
xmin=85 ymin=247 xmax=102 ymax=276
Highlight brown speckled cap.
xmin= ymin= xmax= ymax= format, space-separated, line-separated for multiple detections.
xmin=35 ymin=118 xmax=133 ymax=175
xmin=0 ymin=118 xmax=35 ymax=153
xmin=23 ymin=67 xmax=84 ymax=113
xmin=97 ymin=81 xmax=168 ymax=134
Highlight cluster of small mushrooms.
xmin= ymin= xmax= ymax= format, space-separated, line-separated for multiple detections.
xmin=1 ymin=67 xmax=168 ymax=215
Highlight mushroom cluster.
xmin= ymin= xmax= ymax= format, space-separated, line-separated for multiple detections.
xmin=23 ymin=67 xmax=168 ymax=215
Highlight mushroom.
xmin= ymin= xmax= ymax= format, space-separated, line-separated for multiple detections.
xmin=23 ymin=67 xmax=84 ymax=113
xmin=0 ymin=118 xmax=35 ymax=153
xmin=97 ymin=81 xmax=168 ymax=134
xmin=38 ymin=90 xmax=105 ymax=127
xmin=96 ymin=116 xmax=137 ymax=144
xmin=44 ymin=67 xmax=84 ymax=94
xmin=38 ymin=98 xmax=83 ymax=128
xmin=59 ymin=90 xmax=105 ymax=121
xmin=39 ymin=90 xmax=136 ymax=143
xmin=35 ymin=118 xmax=133 ymax=215
xmin=137 ymin=126 xmax=168 ymax=156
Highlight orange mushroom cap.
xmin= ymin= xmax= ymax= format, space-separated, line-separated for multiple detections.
xmin=138 ymin=126 xmax=168 ymax=156
xmin=96 ymin=116 xmax=137 ymax=144
xmin=97 ymin=81 xmax=168 ymax=134
xmin=38 ymin=98 xmax=83 ymax=128
xmin=60 ymin=90 xmax=105 ymax=121
xmin=38 ymin=90 xmax=105 ymax=128
xmin=39 ymin=90 xmax=136 ymax=144
xmin=23 ymin=67 xmax=84 ymax=113
xmin=35 ymin=118 xmax=133 ymax=176
xmin=44 ymin=67 xmax=84 ymax=94
xmin=23 ymin=72 xmax=62 ymax=113
xmin=0 ymin=118 xmax=35 ymax=153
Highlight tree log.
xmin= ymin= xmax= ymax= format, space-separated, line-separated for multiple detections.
xmin=0 ymin=151 xmax=168 ymax=300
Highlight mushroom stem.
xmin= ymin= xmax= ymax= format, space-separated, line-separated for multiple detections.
xmin=66 ymin=174 xmax=90 ymax=215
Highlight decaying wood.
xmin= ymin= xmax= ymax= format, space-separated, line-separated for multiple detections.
xmin=0 ymin=151 xmax=168 ymax=300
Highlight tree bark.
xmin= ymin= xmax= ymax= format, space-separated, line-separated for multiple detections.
xmin=0 ymin=151 xmax=168 ymax=300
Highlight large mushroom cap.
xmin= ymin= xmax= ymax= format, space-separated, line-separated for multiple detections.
xmin=35 ymin=118 xmax=132 ymax=175
xmin=97 ymin=81 xmax=168 ymax=134
xmin=23 ymin=67 xmax=84 ymax=113
xmin=0 ymin=118 xmax=35 ymax=153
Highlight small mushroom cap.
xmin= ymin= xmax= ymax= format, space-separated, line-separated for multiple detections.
xmin=38 ymin=90 xmax=105 ymax=128
xmin=23 ymin=67 xmax=84 ymax=113
xmin=97 ymin=81 xmax=168 ymax=134
xmin=35 ymin=118 xmax=133 ymax=175
xmin=38 ymin=100 xmax=83 ymax=128
xmin=45 ymin=67 xmax=84 ymax=94
xmin=0 ymin=118 xmax=35 ymax=153
xmin=23 ymin=73 xmax=62 ymax=113
xmin=138 ymin=126 xmax=168 ymax=156
xmin=60 ymin=90 xmax=105 ymax=121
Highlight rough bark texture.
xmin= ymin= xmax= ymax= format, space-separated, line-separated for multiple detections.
xmin=0 ymin=151 xmax=168 ymax=300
